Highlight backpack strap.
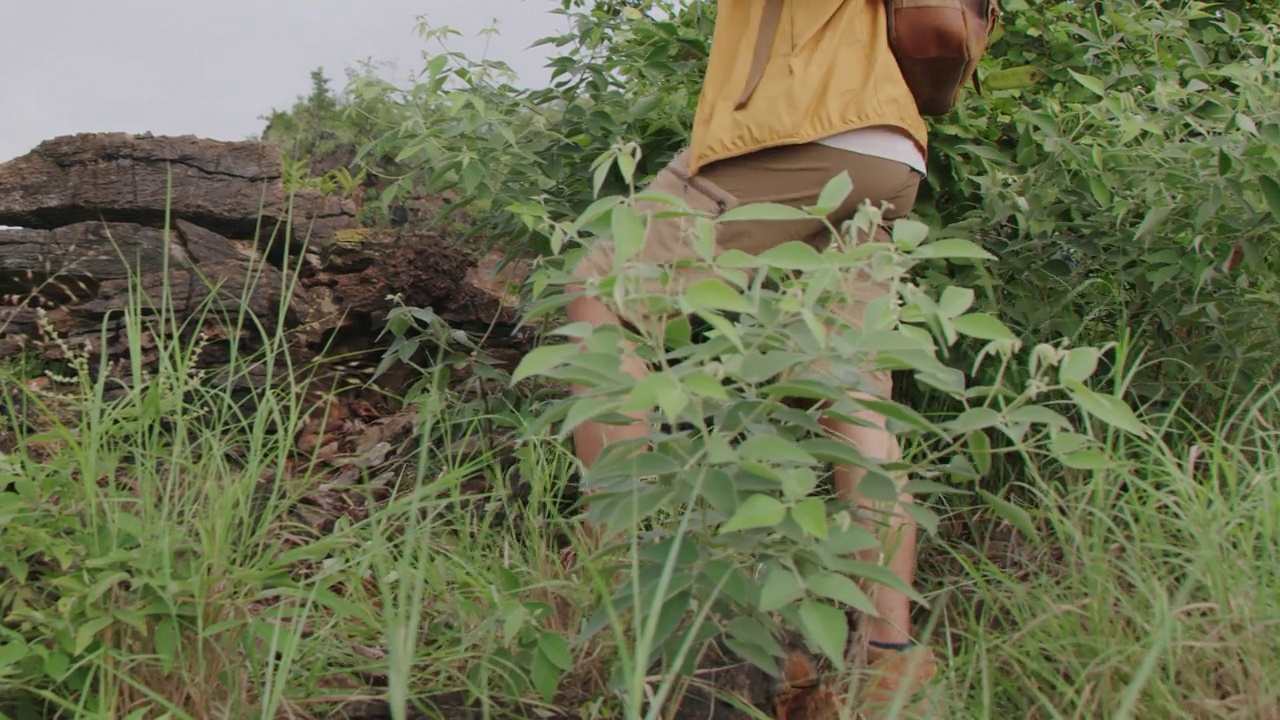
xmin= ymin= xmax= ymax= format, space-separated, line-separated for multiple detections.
xmin=734 ymin=0 xmax=785 ymax=110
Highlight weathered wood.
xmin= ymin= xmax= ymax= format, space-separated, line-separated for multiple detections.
xmin=0 ymin=132 xmax=358 ymax=244
xmin=0 ymin=133 xmax=286 ymax=237
xmin=0 ymin=220 xmax=285 ymax=359
xmin=0 ymin=132 xmax=533 ymax=387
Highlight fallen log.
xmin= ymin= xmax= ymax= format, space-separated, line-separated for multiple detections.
xmin=0 ymin=133 xmax=534 ymax=383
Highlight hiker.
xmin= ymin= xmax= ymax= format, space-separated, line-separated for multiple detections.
xmin=564 ymin=0 xmax=995 ymax=714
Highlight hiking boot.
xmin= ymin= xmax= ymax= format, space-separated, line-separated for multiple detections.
xmin=775 ymin=650 xmax=844 ymax=720
xmin=854 ymin=646 xmax=942 ymax=720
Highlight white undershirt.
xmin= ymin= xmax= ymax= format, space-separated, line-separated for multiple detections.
xmin=815 ymin=126 xmax=927 ymax=176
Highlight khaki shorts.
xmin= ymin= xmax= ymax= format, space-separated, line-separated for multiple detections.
xmin=571 ymin=142 xmax=922 ymax=396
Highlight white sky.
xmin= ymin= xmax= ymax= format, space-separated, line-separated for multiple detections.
xmin=0 ymin=0 xmax=567 ymax=163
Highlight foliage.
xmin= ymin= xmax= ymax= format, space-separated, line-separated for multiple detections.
xmin=318 ymin=0 xmax=1280 ymax=413
xmin=343 ymin=3 xmax=713 ymax=251
xmin=511 ymin=164 xmax=1151 ymax=705
xmin=927 ymin=0 xmax=1280 ymax=408
xmin=10 ymin=1 xmax=1269 ymax=716
xmin=0 ymin=216 xmax=587 ymax=719
xmin=260 ymin=66 xmax=401 ymax=224
xmin=926 ymin=383 xmax=1280 ymax=718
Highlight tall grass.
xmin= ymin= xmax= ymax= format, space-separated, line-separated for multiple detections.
xmin=927 ymin=386 xmax=1280 ymax=719
xmin=2 ymin=204 xmax=1278 ymax=719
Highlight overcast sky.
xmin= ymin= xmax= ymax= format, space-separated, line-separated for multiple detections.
xmin=0 ymin=0 xmax=567 ymax=163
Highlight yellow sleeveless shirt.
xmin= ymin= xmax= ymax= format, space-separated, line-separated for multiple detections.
xmin=688 ymin=0 xmax=928 ymax=176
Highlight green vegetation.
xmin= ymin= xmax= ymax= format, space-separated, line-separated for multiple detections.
xmin=3 ymin=1 xmax=1279 ymax=718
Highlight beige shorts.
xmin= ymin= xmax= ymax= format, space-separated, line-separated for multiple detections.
xmin=571 ymin=142 xmax=922 ymax=396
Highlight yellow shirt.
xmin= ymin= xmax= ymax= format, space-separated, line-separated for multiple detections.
xmin=688 ymin=0 xmax=928 ymax=176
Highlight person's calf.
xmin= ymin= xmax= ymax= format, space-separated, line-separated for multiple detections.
xmin=563 ymin=287 xmax=653 ymax=550
xmin=818 ymin=406 xmax=920 ymax=651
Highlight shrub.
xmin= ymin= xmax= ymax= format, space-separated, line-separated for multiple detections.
xmin=511 ymin=161 xmax=1151 ymax=712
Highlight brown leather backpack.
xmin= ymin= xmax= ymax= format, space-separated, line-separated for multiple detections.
xmin=884 ymin=0 xmax=1001 ymax=116
xmin=736 ymin=0 xmax=1001 ymax=116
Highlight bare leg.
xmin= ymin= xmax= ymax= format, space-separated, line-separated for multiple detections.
xmin=564 ymin=288 xmax=652 ymax=544
xmin=819 ymin=395 xmax=918 ymax=656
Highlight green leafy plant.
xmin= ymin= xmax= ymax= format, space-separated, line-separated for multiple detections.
xmin=511 ymin=163 xmax=1151 ymax=716
xmin=924 ymin=0 xmax=1280 ymax=410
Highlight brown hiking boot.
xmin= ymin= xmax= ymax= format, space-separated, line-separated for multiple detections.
xmin=854 ymin=646 xmax=941 ymax=720
xmin=775 ymin=650 xmax=844 ymax=720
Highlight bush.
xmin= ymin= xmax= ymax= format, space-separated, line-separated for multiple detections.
xmin=510 ymin=162 xmax=1153 ymax=709
xmin=315 ymin=0 xmax=1280 ymax=418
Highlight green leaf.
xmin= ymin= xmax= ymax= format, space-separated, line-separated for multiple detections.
xmin=891 ymin=219 xmax=930 ymax=251
xmin=1068 ymin=69 xmax=1107 ymax=97
xmin=952 ymin=313 xmax=1017 ymax=342
xmin=822 ymin=523 xmax=879 ymax=554
xmin=791 ymin=498 xmax=828 ymax=539
xmin=1195 ymin=183 xmax=1225 ymax=229
xmin=719 ymin=493 xmax=787 ymax=533
xmin=531 ymin=649 xmax=562 ymax=702
xmin=967 ymin=428 xmax=992 ymax=476
xmin=983 ymin=64 xmax=1045 ymax=91
xmin=611 ymin=204 xmax=648 ymax=262
xmin=616 ymin=150 xmax=638 ymax=185
xmin=664 ymin=316 xmax=693 ymax=348
xmin=757 ymin=241 xmax=826 ymax=270
xmin=1005 ymin=405 xmax=1071 ymax=429
xmin=724 ymin=617 xmax=787 ymax=675
xmin=723 ymin=631 xmax=784 ymax=677
xmin=538 ymin=631 xmax=574 ymax=671
xmin=154 ymin=617 xmax=179 ymax=667
xmin=621 ymin=371 xmax=689 ymax=420
xmin=1059 ymin=347 xmax=1100 ymax=384
xmin=1065 ymin=381 xmax=1148 ymax=436
xmin=810 ymin=171 xmax=854 ymax=215
xmin=842 ymin=561 xmax=926 ymax=603
xmin=738 ymin=351 xmax=808 ymax=383
xmin=904 ymin=503 xmax=941 ymax=536
xmin=719 ymin=202 xmax=815 ymax=223
xmin=1259 ymin=176 xmax=1280 ymax=222
xmin=1218 ymin=149 xmax=1234 ymax=177
xmin=682 ymin=372 xmax=728 ymax=400
xmin=1062 ymin=449 xmax=1114 ymax=470
xmin=1050 ymin=431 xmax=1096 ymax=456
xmin=684 ymin=278 xmax=754 ymax=314
xmin=704 ymin=438 xmax=738 ymax=466
xmin=0 ymin=642 xmax=30 ymax=669
xmin=592 ymin=151 xmax=613 ymax=198
xmin=760 ymin=566 xmax=804 ymax=611
xmin=74 ymin=615 xmax=114 ymax=655
xmin=912 ymin=237 xmax=996 ymax=261
xmin=590 ymin=451 xmax=683 ymax=482
xmin=1088 ymin=175 xmax=1112 ymax=206
xmin=856 ymin=398 xmax=941 ymax=432
xmin=797 ymin=600 xmax=848 ymax=668
xmin=1134 ymin=205 xmax=1173 ymax=240
xmin=937 ymin=286 xmax=975 ymax=318
xmin=599 ymin=487 xmax=675 ymax=538
xmin=946 ymin=407 xmax=1002 ymax=433
xmin=739 ymin=435 xmax=817 ymax=465
xmin=806 ymin=571 xmax=876 ymax=616
xmin=562 ymin=398 xmax=624 ymax=436
xmin=978 ymin=489 xmax=1038 ymax=542
xmin=801 ymin=438 xmax=874 ymax=469
xmin=512 ymin=344 xmax=578 ymax=383
xmin=759 ymin=379 xmax=849 ymax=404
